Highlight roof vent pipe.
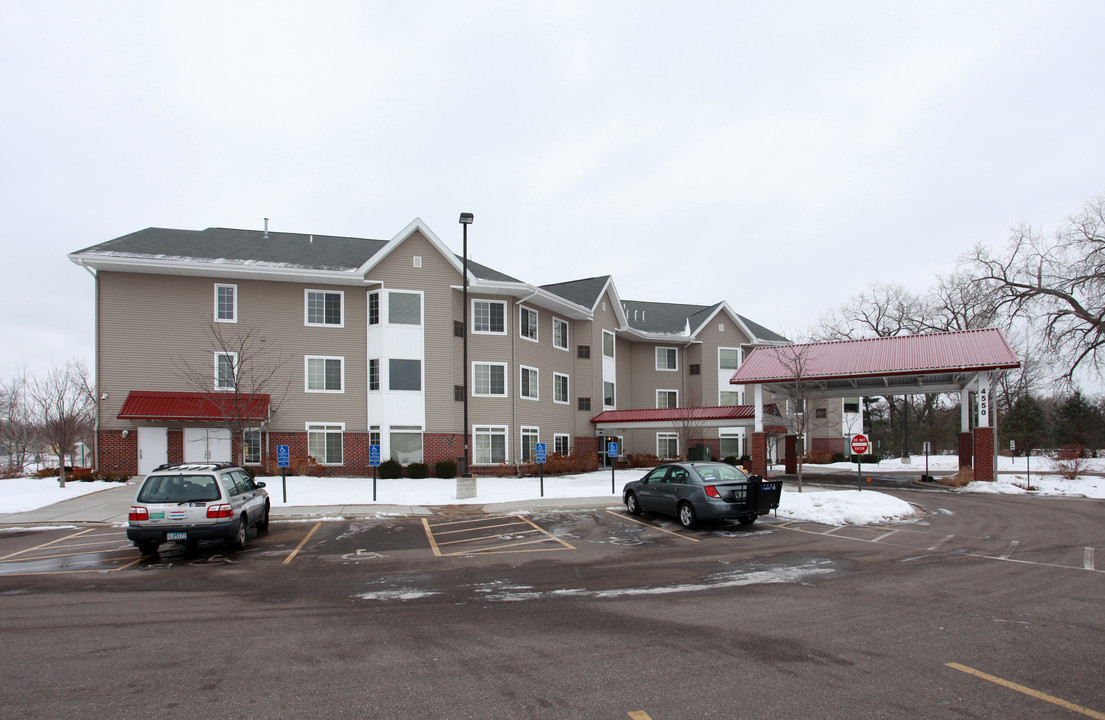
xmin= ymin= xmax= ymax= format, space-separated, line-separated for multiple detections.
xmin=263 ymin=218 xmax=269 ymax=238
xmin=309 ymin=234 xmax=314 ymax=244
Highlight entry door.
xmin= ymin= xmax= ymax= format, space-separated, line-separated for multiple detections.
xmin=184 ymin=428 xmax=232 ymax=463
xmin=137 ymin=427 xmax=168 ymax=475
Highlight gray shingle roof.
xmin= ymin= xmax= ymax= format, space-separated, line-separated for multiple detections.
xmin=456 ymin=256 xmax=521 ymax=283
xmin=541 ymin=276 xmax=611 ymax=308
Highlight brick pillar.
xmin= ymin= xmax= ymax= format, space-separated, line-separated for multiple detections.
xmin=784 ymin=435 xmax=797 ymax=474
xmin=750 ymin=432 xmax=768 ymax=477
xmin=973 ymin=427 xmax=994 ymax=482
xmin=958 ymin=431 xmax=973 ymax=470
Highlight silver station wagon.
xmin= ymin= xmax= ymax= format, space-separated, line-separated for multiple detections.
xmin=127 ymin=462 xmax=270 ymax=555
xmin=622 ymin=461 xmax=782 ymax=529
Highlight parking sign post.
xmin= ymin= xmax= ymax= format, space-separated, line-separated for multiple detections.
xmin=535 ymin=443 xmax=546 ymax=497
xmin=369 ymin=445 xmax=381 ymax=502
xmin=277 ymin=445 xmax=290 ymax=502
xmin=608 ymin=440 xmax=619 ymax=493
xmin=850 ymin=434 xmax=870 ymax=491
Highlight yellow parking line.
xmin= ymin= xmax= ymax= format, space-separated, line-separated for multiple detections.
xmin=437 ymin=528 xmax=541 ymax=547
xmin=946 ymin=663 xmax=1105 ymax=719
xmin=282 ymin=522 xmax=322 ymax=565
xmin=0 ymin=528 xmax=95 ymax=561
xmin=432 ymin=520 xmax=531 ymax=536
xmin=422 ymin=518 xmax=444 ymax=557
xmin=605 ymin=510 xmax=699 ymax=542
xmin=516 ymin=515 xmax=575 ymax=549
xmin=628 ymin=712 xmax=653 ymax=719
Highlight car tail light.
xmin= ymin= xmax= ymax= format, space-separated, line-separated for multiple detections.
xmin=704 ymin=485 xmax=721 ymax=498
xmin=206 ymin=504 xmax=233 ymax=519
xmin=129 ymin=506 xmax=149 ymax=521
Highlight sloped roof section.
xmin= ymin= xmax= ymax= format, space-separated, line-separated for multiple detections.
xmin=118 ymin=391 xmax=270 ymax=421
xmin=541 ymin=276 xmax=611 ymax=308
xmin=737 ymin=314 xmax=789 ymax=343
xmin=731 ymin=329 xmax=1021 ymax=385
xmin=622 ymin=300 xmax=712 ymax=334
xmin=457 ymin=255 xmax=522 ymax=283
xmin=591 ymin=405 xmax=757 ymax=423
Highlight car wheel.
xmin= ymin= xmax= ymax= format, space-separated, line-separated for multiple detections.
xmin=229 ymin=515 xmax=248 ymax=550
xmin=136 ymin=541 xmax=159 ymax=555
xmin=738 ymin=514 xmax=757 ymax=526
xmin=625 ymin=492 xmax=642 ymax=516
xmin=257 ymin=501 xmax=270 ymax=532
xmin=678 ymin=502 xmax=697 ymax=529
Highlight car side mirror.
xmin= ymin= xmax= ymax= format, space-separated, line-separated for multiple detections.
xmin=255 ymin=481 xmax=266 ymax=488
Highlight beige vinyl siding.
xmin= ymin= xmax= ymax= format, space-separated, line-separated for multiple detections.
xmin=511 ymin=306 xmax=576 ymax=439
xmin=96 ymin=271 xmax=367 ymax=432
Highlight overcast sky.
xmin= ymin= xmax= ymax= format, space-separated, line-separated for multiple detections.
xmin=3 ymin=1 xmax=1103 ymax=383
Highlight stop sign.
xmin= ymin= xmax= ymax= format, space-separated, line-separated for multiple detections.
xmin=850 ymin=434 xmax=870 ymax=455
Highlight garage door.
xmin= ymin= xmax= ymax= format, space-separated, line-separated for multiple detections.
xmin=183 ymin=428 xmax=232 ymax=463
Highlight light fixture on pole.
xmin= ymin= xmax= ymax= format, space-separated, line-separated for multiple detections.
xmin=459 ymin=212 xmax=474 ymax=477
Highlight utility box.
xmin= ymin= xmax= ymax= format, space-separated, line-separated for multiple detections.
xmin=688 ymin=444 xmax=712 ymax=461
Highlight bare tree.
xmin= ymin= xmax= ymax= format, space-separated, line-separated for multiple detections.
xmin=172 ymin=321 xmax=291 ymax=465
xmin=813 ymin=282 xmax=924 ymax=341
xmin=764 ymin=343 xmax=833 ymax=493
xmin=1 ymin=371 xmax=37 ymax=475
xmin=968 ymin=195 xmax=1105 ymax=383
xmin=29 ymin=359 xmax=95 ymax=487
xmin=669 ymin=390 xmax=709 ymax=461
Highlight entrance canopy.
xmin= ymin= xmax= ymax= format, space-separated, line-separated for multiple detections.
xmin=118 ymin=391 xmax=270 ymax=422
xmin=591 ymin=405 xmax=785 ymax=434
xmin=729 ymin=328 xmax=1020 ymax=399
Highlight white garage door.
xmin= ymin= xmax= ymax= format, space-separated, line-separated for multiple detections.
xmin=183 ymin=428 xmax=232 ymax=464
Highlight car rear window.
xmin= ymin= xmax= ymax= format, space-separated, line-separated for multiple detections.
xmin=137 ymin=475 xmax=222 ymax=503
xmin=695 ymin=465 xmax=749 ymax=483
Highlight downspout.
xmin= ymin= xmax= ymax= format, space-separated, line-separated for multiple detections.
xmin=512 ymin=292 xmax=537 ymax=466
xmin=78 ymin=261 xmax=100 ymax=472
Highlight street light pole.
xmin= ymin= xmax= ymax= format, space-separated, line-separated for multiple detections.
xmin=459 ymin=212 xmax=474 ymax=477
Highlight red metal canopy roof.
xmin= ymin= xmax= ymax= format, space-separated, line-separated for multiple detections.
xmin=118 ymin=391 xmax=270 ymax=422
xmin=591 ymin=405 xmax=785 ymax=433
xmin=730 ymin=329 xmax=1020 ymax=385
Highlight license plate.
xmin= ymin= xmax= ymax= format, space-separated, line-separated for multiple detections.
xmin=166 ymin=532 xmax=187 ymax=541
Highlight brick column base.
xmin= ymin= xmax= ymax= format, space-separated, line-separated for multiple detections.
xmin=750 ymin=432 xmax=768 ymax=477
xmin=958 ymin=432 xmax=973 ymax=470
xmin=973 ymin=427 xmax=994 ymax=482
xmin=784 ymin=435 xmax=797 ymax=474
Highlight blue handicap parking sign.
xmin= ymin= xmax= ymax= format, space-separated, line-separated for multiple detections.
xmin=535 ymin=443 xmax=546 ymax=463
xmin=608 ymin=441 xmax=618 ymax=457
xmin=277 ymin=444 xmax=290 ymax=468
xmin=369 ymin=444 xmax=381 ymax=467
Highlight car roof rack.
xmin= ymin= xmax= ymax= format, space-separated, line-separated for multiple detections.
xmin=151 ymin=462 xmax=238 ymax=472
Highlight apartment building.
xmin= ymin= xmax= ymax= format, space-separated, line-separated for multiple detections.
xmin=70 ymin=218 xmax=832 ymax=476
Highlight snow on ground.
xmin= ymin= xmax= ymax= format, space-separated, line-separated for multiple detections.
xmin=1 ymin=456 xmax=1101 ymax=527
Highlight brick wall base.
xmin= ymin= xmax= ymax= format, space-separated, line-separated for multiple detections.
xmin=958 ymin=432 xmax=973 ymax=470
xmin=749 ymin=432 xmax=768 ymax=476
xmin=973 ymin=427 xmax=994 ymax=482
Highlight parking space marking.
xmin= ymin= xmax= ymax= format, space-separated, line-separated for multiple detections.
xmin=0 ymin=529 xmax=143 ymax=576
xmin=605 ymin=510 xmax=700 ymax=542
xmin=282 ymin=521 xmax=323 ymax=565
xmin=628 ymin=713 xmax=653 ymax=719
xmin=422 ymin=515 xmax=575 ymax=557
xmin=946 ymin=663 xmax=1105 ymax=719
xmin=0 ymin=528 xmax=95 ymax=561
xmin=928 ymin=534 xmax=954 ymax=551
xmin=1086 ymin=547 xmax=1096 ymax=571
xmin=999 ymin=540 xmax=1019 ymax=560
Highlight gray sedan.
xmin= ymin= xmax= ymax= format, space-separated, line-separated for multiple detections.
xmin=622 ymin=462 xmax=781 ymax=529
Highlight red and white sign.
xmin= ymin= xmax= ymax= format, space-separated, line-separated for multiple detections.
xmin=850 ymin=434 xmax=870 ymax=455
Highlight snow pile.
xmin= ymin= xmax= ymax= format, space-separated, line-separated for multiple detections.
xmin=777 ymin=489 xmax=915 ymax=525
xmin=0 ymin=477 xmax=124 ymax=513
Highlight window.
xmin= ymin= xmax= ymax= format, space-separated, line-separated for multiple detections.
xmin=369 ymin=359 xmax=380 ymax=391
xmin=215 ymin=284 xmax=237 ymax=323
xmin=720 ymin=434 xmax=742 ymax=459
xmin=520 ymin=427 xmax=539 ymax=462
xmin=307 ymin=423 xmax=344 ymax=465
xmin=720 ymin=391 xmax=741 ymax=406
xmin=474 ymin=426 xmax=507 ymax=464
xmin=844 ymin=397 xmax=860 ymax=413
xmin=369 ymin=426 xmax=380 ymax=448
xmin=454 ymin=320 xmax=464 ymax=337
xmin=243 ymin=429 xmax=261 ymax=465
xmin=656 ymin=347 xmax=677 ymax=371
xmin=554 ymin=434 xmax=570 ymax=456
xmin=578 ymin=345 xmax=591 ymax=359
xmin=519 ymin=306 xmax=538 ymax=342
xmin=553 ymin=318 xmax=569 ymax=350
xmin=602 ymin=330 xmax=615 ymax=358
xmin=390 ymin=427 xmax=423 ymax=464
xmin=657 ymin=432 xmax=679 ymax=459
xmin=215 ymin=352 xmax=237 ymax=390
xmin=603 ymin=381 xmax=615 ymax=408
xmin=520 ymin=366 xmax=539 ymax=400
xmin=305 ymin=290 xmax=343 ymax=327
xmin=719 ymin=348 xmax=741 ymax=370
xmin=553 ymin=373 xmax=569 ymax=404
xmin=368 ymin=292 xmax=380 ymax=326
xmin=305 ymin=356 xmax=344 ymax=392
xmin=473 ymin=299 xmax=506 ymax=334
xmin=454 ymin=385 xmax=464 ymax=402
xmin=578 ymin=397 xmax=591 ymax=411
xmin=689 ymin=364 xmax=700 ymax=376
xmin=389 ymin=359 xmax=421 ymax=391
xmin=657 ymin=390 xmax=678 ymax=409
xmin=388 ymin=291 xmax=421 ymax=325
xmin=473 ymin=362 xmax=507 ymax=397
xmin=815 ymin=407 xmax=828 ymax=419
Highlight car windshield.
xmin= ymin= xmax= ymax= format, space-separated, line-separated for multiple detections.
xmin=137 ymin=474 xmax=221 ymax=503
xmin=694 ymin=464 xmax=749 ymax=483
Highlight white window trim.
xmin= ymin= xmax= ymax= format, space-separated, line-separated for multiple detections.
xmin=656 ymin=389 xmax=679 ymax=409
xmin=657 ymin=432 xmax=679 ymax=459
xmin=473 ymin=425 xmax=509 ymax=465
xmin=655 ymin=346 xmax=678 ymax=371
xmin=387 ymin=289 xmax=423 ymax=327
xmin=368 ymin=358 xmax=380 ymax=392
xmin=719 ymin=390 xmax=743 ymax=406
xmin=304 ymin=289 xmax=345 ymax=328
xmin=242 ymin=428 xmax=262 ymax=465
xmin=719 ymin=346 xmax=742 ymax=371
xmin=520 ymin=426 xmax=540 ymax=462
xmin=553 ymin=433 xmax=571 ymax=456
xmin=214 ymin=351 xmax=237 ymax=391
xmin=519 ymin=305 xmax=539 ymax=343
xmin=214 ymin=283 xmax=237 ymax=323
xmin=602 ymin=329 xmax=616 ymax=359
xmin=306 ymin=422 xmax=345 ymax=466
xmin=472 ymin=299 xmax=507 ymax=335
xmin=552 ymin=317 xmax=569 ymax=351
xmin=304 ymin=355 xmax=345 ymax=393
xmin=553 ymin=372 xmax=570 ymax=405
xmin=368 ymin=291 xmax=380 ymax=326
xmin=387 ymin=358 xmax=423 ymax=392
xmin=520 ymin=365 xmax=539 ymax=401
xmin=603 ymin=380 xmax=616 ymax=409
xmin=472 ymin=361 xmax=508 ymax=398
